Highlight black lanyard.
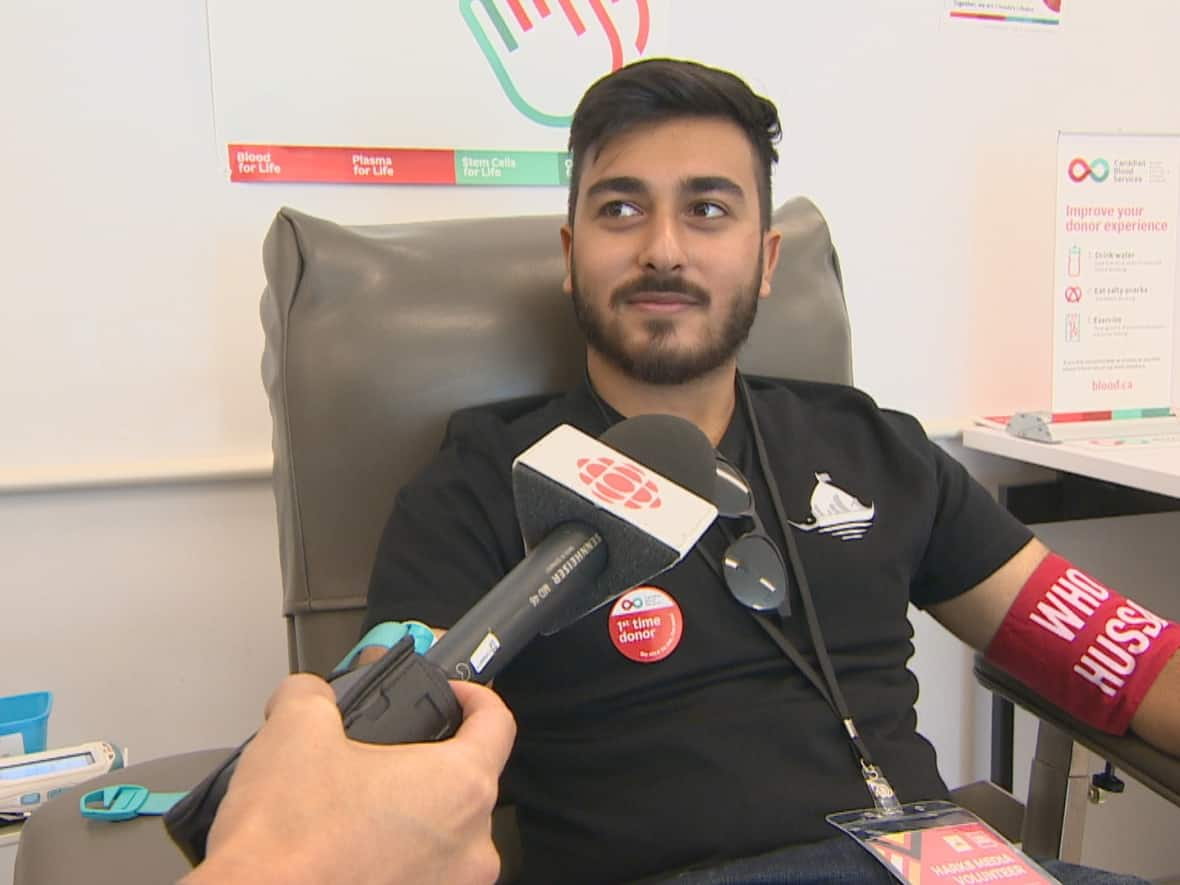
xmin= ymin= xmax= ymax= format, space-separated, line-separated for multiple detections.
xmin=585 ymin=370 xmax=902 ymax=813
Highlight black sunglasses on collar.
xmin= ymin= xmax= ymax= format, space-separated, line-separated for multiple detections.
xmin=713 ymin=455 xmax=789 ymax=613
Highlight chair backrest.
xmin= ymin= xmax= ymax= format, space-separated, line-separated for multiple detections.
xmin=260 ymin=197 xmax=852 ymax=675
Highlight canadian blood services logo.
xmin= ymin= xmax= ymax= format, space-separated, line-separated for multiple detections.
xmin=577 ymin=456 xmax=662 ymax=509
xmin=1068 ymin=157 xmax=1110 ymax=183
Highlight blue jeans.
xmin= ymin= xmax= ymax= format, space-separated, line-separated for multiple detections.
xmin=648 ymin=836 xmax=1149 ymax=884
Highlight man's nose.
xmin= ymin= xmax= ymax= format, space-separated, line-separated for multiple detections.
xmin=638 ymin=214 xmax=687 ymax=272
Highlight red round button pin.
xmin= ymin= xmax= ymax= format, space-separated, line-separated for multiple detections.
xmin=608 ymin=587 xmax=683 ymax=663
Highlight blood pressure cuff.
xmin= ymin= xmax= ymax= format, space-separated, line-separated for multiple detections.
xmin=985 ymin=552 xmax=1180 ymax=734
xmin=164 ymin=636 xmax=462 ymax=866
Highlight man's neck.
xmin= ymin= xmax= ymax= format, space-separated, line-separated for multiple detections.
xmin=586 ymin=352 xmax=738 ymax=446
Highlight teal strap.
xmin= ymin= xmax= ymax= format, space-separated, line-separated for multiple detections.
xmin=334 ymin=620 xmax=436 ymax=672
xmin=80 ymin=784 xmax=188 ymax=821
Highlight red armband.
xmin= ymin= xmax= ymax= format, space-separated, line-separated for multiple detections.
xmin=985 ymin=552 xmax=1180 ymax=734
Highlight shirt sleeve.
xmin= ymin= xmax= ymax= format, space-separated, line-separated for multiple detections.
xmin=907 ymin=431 xmax=1034 ymax=609
xmin=363 ymin=425 xmax=524 ymax=635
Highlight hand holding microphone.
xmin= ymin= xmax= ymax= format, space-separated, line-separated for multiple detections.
xmin=180 ymin=676 xmax=514 ymax=885
xmin=164 ymin=414 xmax=717 ymax=864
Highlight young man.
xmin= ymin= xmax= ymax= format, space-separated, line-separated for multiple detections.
xmin=364 ymin=59 xmax=1179 ymax=883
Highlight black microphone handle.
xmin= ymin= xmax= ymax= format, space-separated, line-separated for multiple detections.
xmin=165 ymin=523 xmax=604 ymax=864
xmin=425 ymin=521 xmax=607 ymax=683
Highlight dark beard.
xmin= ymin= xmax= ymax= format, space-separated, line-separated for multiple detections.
xmin=569 ymin=255 xmax=763 ymax=385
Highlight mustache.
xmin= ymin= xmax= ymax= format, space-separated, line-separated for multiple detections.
xmin=610 ymin=275 xmax=710 ymax=307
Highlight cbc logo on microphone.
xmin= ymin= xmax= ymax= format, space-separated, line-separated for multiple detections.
xmin=577 ymin=457 xmax=662 ymax=510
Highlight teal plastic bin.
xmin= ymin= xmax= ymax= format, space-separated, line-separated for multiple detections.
xmin=0 ymin=691 xmax=53 ymax=755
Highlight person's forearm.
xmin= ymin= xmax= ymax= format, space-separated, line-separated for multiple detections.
xmin=1130 ymin=649 xmax=1180 ymax=756
xmin=176 ymin=841 xmax=309 ymax=885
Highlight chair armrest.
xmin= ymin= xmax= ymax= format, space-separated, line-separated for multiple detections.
xmin=973 ymin=654 xmax=1180 ymax=807
xmin=14 ymin=748 xmax=232 ymax=885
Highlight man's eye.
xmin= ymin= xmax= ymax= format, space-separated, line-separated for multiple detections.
xmin=690 ymin=202 xmax=727 ymax=219
xmin=600 ymin=201 xmax=641 ymax=218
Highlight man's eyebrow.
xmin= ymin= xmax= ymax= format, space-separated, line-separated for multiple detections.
xmin=583 ymin=175 xmax=746 ymax=201
xmin=584 ymin=176 xmax=647 ymax=200
xmin=683 ymin=176 xmax=745 ymax=198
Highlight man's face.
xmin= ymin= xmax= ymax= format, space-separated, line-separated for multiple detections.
xmin=561 ymin=117 xmax=781 ymax=385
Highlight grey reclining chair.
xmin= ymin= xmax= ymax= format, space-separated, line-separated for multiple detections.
xmin=15 ymin=198 xmax=1175 ymax=883
xmin=268 ymin=198 xmax=853 ymax=678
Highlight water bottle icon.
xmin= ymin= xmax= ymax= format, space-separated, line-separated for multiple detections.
xmin=1068 ymin=245 xmax=1081 ymax=277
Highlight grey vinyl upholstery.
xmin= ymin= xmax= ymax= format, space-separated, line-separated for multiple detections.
xmin=262 ymin=197 xmax=852 ymax=677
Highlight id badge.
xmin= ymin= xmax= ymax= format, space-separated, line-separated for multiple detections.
xmin=827 ymin=801 xmax=1060 ymax=884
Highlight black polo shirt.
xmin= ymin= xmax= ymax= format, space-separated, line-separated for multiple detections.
xmin=364 ymin=377 xmax=1032 ymax=884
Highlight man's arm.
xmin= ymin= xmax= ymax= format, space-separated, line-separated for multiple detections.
xmin=928 ymin=537 xmax=1180 ymax=756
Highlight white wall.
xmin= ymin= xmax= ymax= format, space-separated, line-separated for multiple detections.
xmin=5 ymin=1 xmax=1180 ymax=483
xmin=0 ymin=0 xmax=570 ymax=487
xmin=0 ymin=479 xmax=288 ymax=885
xmin=0 ymin=479 xmax=287 ymax=758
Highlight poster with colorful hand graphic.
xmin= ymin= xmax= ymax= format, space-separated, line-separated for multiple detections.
xmin=948 ymin=0 xmax=1062 ymax=27
xmin=206 ymin=0 xmax=670 ymax=185
xmin=462 ymin=0 xmax=657 ymax=128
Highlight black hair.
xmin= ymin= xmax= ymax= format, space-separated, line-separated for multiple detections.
xmin=567 ymin=58 xmax=782 ymax=229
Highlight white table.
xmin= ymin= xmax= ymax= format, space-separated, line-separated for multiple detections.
xmin=962 ymin=425 xmax=1180 ymax=499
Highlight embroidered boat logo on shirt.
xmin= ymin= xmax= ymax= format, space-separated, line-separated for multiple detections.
xmin=788 ymin=473 xmax=875 ymax=541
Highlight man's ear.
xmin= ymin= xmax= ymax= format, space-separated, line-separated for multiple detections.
xmin=560 ymin=224 xmax=574 ymax=295
xmin=759 ymin=228 xmax=783 ymax=298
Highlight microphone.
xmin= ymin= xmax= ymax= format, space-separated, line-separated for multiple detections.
xmin=425 ymin=414 xmax=718 ymax=681
xmin=164 ymin=414 xmax=716 ymax=866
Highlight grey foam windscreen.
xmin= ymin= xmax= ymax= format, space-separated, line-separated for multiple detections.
xmin=599 ymin=413 xmax=716 ymax=502
xmin=513 ymin=415 xmax=715 ymax=634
